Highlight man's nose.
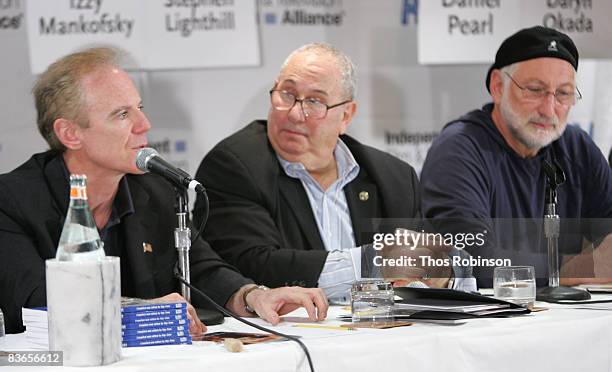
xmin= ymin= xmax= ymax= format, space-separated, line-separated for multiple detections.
xmin=538 ymin=92 xmax=557 ymax=119
xmin=287 ymin=100 xmax=307 ymax=123
xmin=133 ymin=111 xmax=152 ymax=133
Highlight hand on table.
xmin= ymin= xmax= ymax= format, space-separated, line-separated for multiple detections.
xmin=245 ymin=286 xmax=328 ymax=325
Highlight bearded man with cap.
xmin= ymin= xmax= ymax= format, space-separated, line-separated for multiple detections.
xmin=420 ymin=26 xmax=612 ymax=287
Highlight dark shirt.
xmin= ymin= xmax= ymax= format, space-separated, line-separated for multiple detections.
xmin=422 ymin=103 xmax=612 ymax=220
xmin=420 ymin=103 xmax=612 ymax=286
xmin=0 ymin=151 xmax=251 ymax=333
xmin=59 ymin=158 xmax=136 ymax=295
xmin=99 ymin=177 xmax=135 ymax=296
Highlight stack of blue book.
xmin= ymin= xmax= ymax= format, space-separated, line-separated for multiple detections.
xmin=121 ymin=299 xmax=192 ymax=347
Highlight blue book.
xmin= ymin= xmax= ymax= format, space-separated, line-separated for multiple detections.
xmin=122 ymin=325 xmax=189 ymax=337
xmin=122 ymin=309 xmax=187 ymax=321
xmin=121 ymin=308 xmax=187 ymax=319
xmin=121 ymin=318 xmax=189 ymax=330
xmin=121 ymin=300 xmax=187 ymax=313
xmin=122 ymin=336 xmax=192 ymax=348
xmin=122 ymin=313 xmax=188 ymax=324
xmin=122 ymin=330 xmax=190 ymax=342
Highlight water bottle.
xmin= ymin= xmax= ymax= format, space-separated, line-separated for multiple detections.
xmin=55 ymin=175 xmax=105 ymax=261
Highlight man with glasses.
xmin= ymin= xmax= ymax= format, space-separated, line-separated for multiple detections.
xmin=192 ymin=43 xmax=447 ymax=303
xmin=420 ymin=26 xmax=612 ymax=287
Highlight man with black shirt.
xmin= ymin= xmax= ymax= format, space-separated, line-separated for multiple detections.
xmin=0 ymin=47 xmax=328 ymax=333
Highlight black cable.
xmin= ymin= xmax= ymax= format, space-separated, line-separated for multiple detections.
xmin=549 ymin=298 xmax=612 ymax=305
xmin=190 ymin=188 xmax=209 ymax=245
xmin=181 ymin=187 xmax=314 ymax=370
xmin=174 ymin=272 xmax=315 ymax=372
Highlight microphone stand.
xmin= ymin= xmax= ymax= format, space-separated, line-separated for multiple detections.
xmin=173 ymin=185 xmax=223 ymax=325
xmin=174 ymin=187 xmax=191 ymax=302
xmin=536 ymin=162 xmax=590 ymax=302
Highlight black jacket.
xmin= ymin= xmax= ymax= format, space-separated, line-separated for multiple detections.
xmin=0 ymin=151 xmax=251 ymax=333
xmin=194 ymin=120 xmax=420 ymax=288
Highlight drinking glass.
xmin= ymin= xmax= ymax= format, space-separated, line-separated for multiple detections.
xmin=351 ymin=280 xmax=394 ymax=321
xmin=494 ymin=266 xmax=536 ymax=308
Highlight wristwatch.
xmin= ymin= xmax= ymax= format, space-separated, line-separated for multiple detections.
xmin=242 ymin=284 xmax=270 ymax=314
xmin=447 ymin=270 xmax=456 ymax=289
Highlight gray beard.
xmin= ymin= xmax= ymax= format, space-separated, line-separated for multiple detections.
xmin=499 ymin=94 xmax=565 ymax=151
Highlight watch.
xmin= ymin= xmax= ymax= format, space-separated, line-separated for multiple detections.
xmin=447 ymin=269 xmax=456 ymax=289
xmin=242 ymin=284 xmax=270 ymax=314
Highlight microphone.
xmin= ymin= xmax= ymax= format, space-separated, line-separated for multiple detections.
xmin=136 ymin=147 xmax=205 ymax=193
xmin=542 ymin=159 xmax=566 ymax=189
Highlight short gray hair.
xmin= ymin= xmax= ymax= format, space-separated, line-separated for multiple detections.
xmin=280 ymin=42 xmax=357 ymax=99
xmin=499 ymin=63 xmax=520 ymax=93
xmin=33 ymin=47 xmax=122 ymax=152
xmin=500 ymin=63 xmax=519 ymax=81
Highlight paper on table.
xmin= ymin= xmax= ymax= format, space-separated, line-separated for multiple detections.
xmin=394 ymin=300 xmax=511 ymax=313
xmin=21 ymin=308 xmax=49 ymax=350
xmin=336 ymin=312 xmax=468 ymax=325
xmin=241 ymin=316 xmax=361 ymax=339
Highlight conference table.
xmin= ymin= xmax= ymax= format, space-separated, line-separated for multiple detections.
xmin=3 ymin=294 xmax=612 ymax=372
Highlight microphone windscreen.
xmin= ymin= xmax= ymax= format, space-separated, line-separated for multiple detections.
xmin=135 ymin=147 xmax=159 ymax=172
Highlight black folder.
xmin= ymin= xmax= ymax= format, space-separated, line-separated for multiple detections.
xmin=393 ymin=287 xmax=531 ymax=321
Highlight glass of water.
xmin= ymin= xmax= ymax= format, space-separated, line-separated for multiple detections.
xmin=494 ymin=266 xmax=536 ymax=308
xmin=351 ymin=280 xmax=394 ymax=321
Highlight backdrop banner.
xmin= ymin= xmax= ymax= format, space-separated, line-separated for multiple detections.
xmin=25 ymin=0 xmax=260 ymax=73
xmin=1 ymin=0 xmax=610 ymax=176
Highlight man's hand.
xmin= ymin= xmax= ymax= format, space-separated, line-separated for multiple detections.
xmin=154 ymin=293 xmax=206 ymax=336
xmin=241 ymin=286 xmax=328 ymax=325
xmin=381 ymin=228 xmax=453 ymax=288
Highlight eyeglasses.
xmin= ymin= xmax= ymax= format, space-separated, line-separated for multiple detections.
xmin=503 ymin=72 xmax=582 ymax=106
xmin=269 ymin=89 xmax=352 ymax=119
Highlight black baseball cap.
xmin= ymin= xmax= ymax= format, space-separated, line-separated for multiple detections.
xmin=486 ymin=26 xmax=579 ymax=92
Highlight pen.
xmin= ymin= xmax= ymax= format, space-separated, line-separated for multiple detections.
xmin=292 ymin=324 xmax=356 ymax=331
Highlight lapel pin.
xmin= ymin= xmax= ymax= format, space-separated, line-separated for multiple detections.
xmin=359 ymin=191 xmax=369 ymax=201
xmin=143 ymin=243 xmax=153 ymax=253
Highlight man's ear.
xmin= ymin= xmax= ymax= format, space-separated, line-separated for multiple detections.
xmin=490 ymin=69 xmax=505 ymax=105
xmin=53 ymin=118 xmax=83 ymax=150
xmin=339 ymin=101 xmax=357 ymax=135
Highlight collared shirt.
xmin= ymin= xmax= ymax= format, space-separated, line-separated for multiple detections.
xmin=99 ymin=177 xmax=136 ymax=296
xmin=278 ymin=139 xmax=361 ymax=304
xmin=278 ymin=139 xmax=360 ymax=252
xmin=59 ymin=158 xmax=136 ymax=294
xmin=278 ymin=140 xmax=477 ymax=300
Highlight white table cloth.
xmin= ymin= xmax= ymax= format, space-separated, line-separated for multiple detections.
xmin=3 ymin=297 xmax=612 ymax=372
